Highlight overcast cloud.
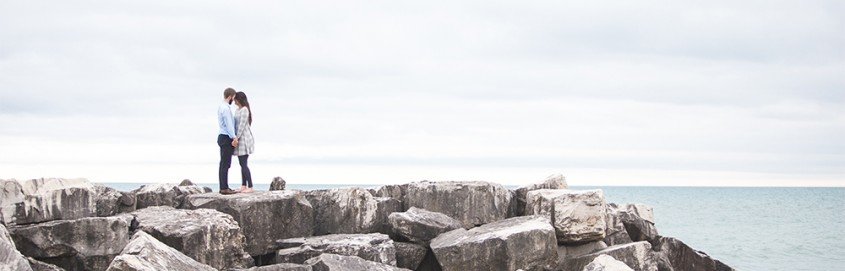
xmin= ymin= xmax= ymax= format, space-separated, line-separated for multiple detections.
xmin=1 ymin=1 xmax=843 ymax=186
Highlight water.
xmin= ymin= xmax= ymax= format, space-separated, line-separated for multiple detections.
xmin=101 ymin=183 xmax=845 ymax=270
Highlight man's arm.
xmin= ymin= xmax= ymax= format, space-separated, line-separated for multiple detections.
xmin=224 ymin=107 xmax=237 ymax=139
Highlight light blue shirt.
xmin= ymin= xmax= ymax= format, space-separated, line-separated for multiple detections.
xmin=218 ymin=101 xmax=236 ymax=139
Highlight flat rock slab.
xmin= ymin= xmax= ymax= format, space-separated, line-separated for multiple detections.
xmin=654 ymin=237 xmax=735 ymax=271
xmin=561 ymin=241 xmax=659 ymax=271
xmin=275 ymin=233 xmax=397 ymax=266
xmin=526 ymin=189 xmax=607 ymax=244
xmin=388 ymin=207 xmax=463 ymax=245
xmin=1 ymin=178 xmax=97 ymax=226
xmin=185 ymin=190 xmax=315 ymax=256
xmin=304 ymin=254 xmax=410 ymax=271
xmin=404 ymin=181 xmax=512 ymax=228
xmin=1 ymin=223 xmax=32 ymax=271
xmin=133 ymin=183 xmax=204 ymax=209
xmin=106 ymin=231 xmax=216 ymax=271
xmin=305 ymin=188 xmax=400 ymax=235
xmin=9 ymin=215 xmax=134 ymax=271
xmin=583 ymin=255 xmax=635 ymax=271
xmin=515 ymin=174 xmax=569 ymax=216
xmin=430 ymin=215 xmax=558 ymax=271
xmin=132 ymin=206 xmax=252 ymax=270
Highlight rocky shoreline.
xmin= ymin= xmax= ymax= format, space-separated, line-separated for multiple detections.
xmin=1 ymin=175 xmax=734 ymax=271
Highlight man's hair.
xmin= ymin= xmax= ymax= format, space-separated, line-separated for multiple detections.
xmin=223 ymin=88 xmax=237 ymax=98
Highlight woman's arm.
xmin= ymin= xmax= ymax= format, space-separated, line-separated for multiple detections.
xmin=236 ymin=108 xmax=249 ymax=139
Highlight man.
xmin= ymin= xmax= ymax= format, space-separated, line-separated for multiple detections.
xmin=217 ymin=88 xmax=239 ymax=195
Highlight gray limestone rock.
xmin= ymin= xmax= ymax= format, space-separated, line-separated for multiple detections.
xmin=274 ymin=233 xmax=397 ymax=266
xmin=430 ymin=215 xmax=558 ymax=271
xmin=94 ymin=185 xmax=136 ymax=217
xmin=0 ymin=179 xmax=25 ymax=225
xmin=625 ymin=204 xmax=654 ymax=224
xmin=525 ymin=189 xmax=607 ymax=244
xmin=178 ymin=179 xmax=195 ymax=186
xmin=604 ymin=203 xmax=634 ymax=246
xmin=583 ymin=255 xmax=635 ymax=271
xmin=1 ymin=223 xmax=33 ymax=271
xmin=559 ymin=240 xmax=609 ymax=262
xmin=560 ymin=241 xmax=659 ymax=271
xmin=373 ymin=184 xmax=408 ymax=205
xmin=133 ymin=183 xmax=204 ymax=209
xmin=184 ymin=190 xmax=315 ymax=256
xmin=514 ymin=174 xmax=569 ymax=216
xmin=604 ymin=203 xmax=658 ymax=246
xmin=403 ymin=181 xmax=512 ymax=228
xmin=9 ymin=215 xmax=134 ymax=271
xmin=394 ymin=242 xmax=426 ymax=270
xmin=237 ymin=263 xmax=313 ymax=271
xmin=653 ymin=237 xmax=735 ymax=271
xmin=132 ymin=206 xmax=252 ymax=270
xmin=387 ymin=207 xmax=463 ymax=245
xmin=270 ymin=177 xmax=287 ymax=191
xmin=26 ymin=257 xmax=63 ymax=271
xmin=106 ymin=231 xmax=216 ymax=271
xmin=305 ymin=188 xmax=401 ymax=235
xmin=304 ymin=254 xmax=410 ymax=271
xmin=2 ymin=178 xmax=97 ymax=226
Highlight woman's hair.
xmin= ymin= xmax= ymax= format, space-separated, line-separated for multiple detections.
xmin=234 ymin=92 xmax=252 ymax=125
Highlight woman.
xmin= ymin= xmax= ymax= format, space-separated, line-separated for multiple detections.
xmin=232 ymin=91 xmax=255 ymax=193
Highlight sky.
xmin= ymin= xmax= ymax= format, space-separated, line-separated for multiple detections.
xmin=1 ymin=1 xmax=843 ymax=187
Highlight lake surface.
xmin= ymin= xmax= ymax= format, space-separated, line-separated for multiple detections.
xmin=102 ymin=183 xmax=845 ymax=270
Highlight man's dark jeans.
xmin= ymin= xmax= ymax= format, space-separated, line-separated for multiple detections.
xmin=217 ymin=134 xmax=234 ymax=190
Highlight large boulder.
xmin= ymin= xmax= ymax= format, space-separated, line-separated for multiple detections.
xmin=1 ymin=223 xmax=32 ymax=271
xmin=274 ymin=233 xmax=397 ymax=265
xmin=373 ymin=184 xmax=408 ymax=205
xmin=604 ymin=204 xmax=634 ymax=246
xmin=559 ymin=240 xmax=609 ymax=262
xmin=305 ymin=188 xmax=401 ymax=235
xmin=0 ymin=179 xmax=25 ymax=225
xmin=560 ymin=241 xmax=659 ymax=271
xmin=1 ymin=178 xmax=97 ymax=226
xmin=604 ymin=203 xmax=658 ymax=246
xmin=387 ymin=207 xmax=463 ymax=245
xmin=106 ymin=231 xmax=216 ymax=271
xmin=94 ymin=185 xmax=136 ymax=217
xmin=26 ymin=257 xmax=63 ymax=271
xmin=525 ymin=189 xmax=607 ymax=244
xmin=583 ymin=255 xmax=635 ymax=271
xmin=625 ymin=204 xmax=654 ymax=224
xmin=403 ymin=181 xmax=512 ymax=228
xmin=132 ymin=206 xmax=252 ymax=270
xmin=8 ymin=215 xmax=134 ymax=271
xmin=653 ymin=237 xmax=735 ymax=271
xmin=394 ymin=242 xmax=427 ymax=270
xmin=304 ymin=254 xmax=410 ymax=271
xmin=132 ymin=183 xmax=204 ymax=209
xmin=430 ymin=215 xmax=558 ymax=271
xmin=270 ymin=177 xmax=287 ymax=191
xmin=185 ymin=190 xmax=315 ymax=256
xmin=514 ymin=174 xmax=568 ymax=216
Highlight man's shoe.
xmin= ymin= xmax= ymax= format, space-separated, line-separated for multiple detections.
xmin=219 ymin=188 xmax=238 ymax=195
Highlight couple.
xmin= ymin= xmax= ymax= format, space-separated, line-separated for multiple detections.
xmin=217 ymin=88 xmax=255 ymax=195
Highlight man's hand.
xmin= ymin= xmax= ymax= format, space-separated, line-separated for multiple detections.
xmin=232 ymin=139 xmax=239 ymax=148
